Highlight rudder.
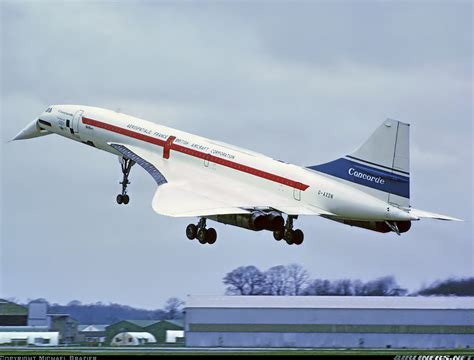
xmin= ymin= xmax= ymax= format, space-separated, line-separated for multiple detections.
xmin=308 ymin=119 xmax=410 ymax=208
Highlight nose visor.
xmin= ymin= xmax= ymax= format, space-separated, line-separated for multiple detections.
xmin=12 ymin=119 xmax=52 ymax=141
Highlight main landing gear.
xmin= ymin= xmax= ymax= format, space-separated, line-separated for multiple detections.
xmin=273 ymin=215 xmax=304 ymax=245
xmin=186 ymin=218 xmax=217 ymax=245
xmin=116 ymin=157 xmax=135 ymax=205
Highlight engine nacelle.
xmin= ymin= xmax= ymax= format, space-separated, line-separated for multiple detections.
xmin=208 ymin=213 xmax=267 ymax=231
xmin=265 ymin=212 xmax=285 ymax=231
xmin=208 ymin=212 xmax=284 ymax=232
xmin=339 ymin=220 xmax=412 ymax=234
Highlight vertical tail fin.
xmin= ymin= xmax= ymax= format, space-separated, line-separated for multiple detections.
xmin=308 ymin=119 xmax=410 ymax=208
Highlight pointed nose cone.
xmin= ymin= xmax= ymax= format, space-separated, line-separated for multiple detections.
xmin=12 ymin=119 xmax=51 ymax=141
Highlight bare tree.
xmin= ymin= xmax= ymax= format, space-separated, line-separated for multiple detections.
xmin=417 ymin=277 xmax=474 ymax=296
xmin=223 ymin=266 xmax=265 ymax=295
xmin=304 ymin=279 xmax=333 ymax=295
xmin=163 ymin=297 xmax=185 ymax=319
xmin=264 ymin=265 xmax=292 ymax=295
xmin=362 ymin=276 xmax=406 ymax=296
xmin=287 ymin=264 xmax=310 ymax=295
xmin=223 ymin=265 xmax=411 ymax=297
xmin=331 ymin=279 xmax=354 ymax=296
xmin=67 ymin=300 xmax=82 ymax=306
xmin=352 ymin=279 xmax=365 ymax=295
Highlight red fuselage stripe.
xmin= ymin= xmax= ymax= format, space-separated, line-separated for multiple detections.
xmin=82 ymin=117 xmax=309 ymax=191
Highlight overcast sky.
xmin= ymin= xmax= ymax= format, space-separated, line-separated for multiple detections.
xmin=1 ymin=0 xmax=472 ymax=310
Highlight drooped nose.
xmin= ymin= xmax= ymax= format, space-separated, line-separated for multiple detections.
xmin=12 ymin=118 xmax=52 ymax=141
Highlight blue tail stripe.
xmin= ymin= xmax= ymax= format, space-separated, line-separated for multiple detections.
xmin=308 ymin=158 xmax=409 ymax=198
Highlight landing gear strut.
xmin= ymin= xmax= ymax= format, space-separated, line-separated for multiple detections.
xmin=273 ymin=215 xmax=304 ymax=245
xmin=116 ymin=157 xmax=135 ymax=205
xmin=186 ymin=218 xmax=217 ymax=245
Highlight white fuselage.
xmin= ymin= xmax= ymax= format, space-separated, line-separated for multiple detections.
xmin=36 ymin=105 xmax=414 ymax=222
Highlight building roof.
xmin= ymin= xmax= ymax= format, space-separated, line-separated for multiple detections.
xmin=0 ymin=331 xmax=59 ymax=339
xmin=0 ymin=326 xmax=49 ymax=332
xmin=0 ymin=299 xmax=27 ymax=316
xmin=107 ymin=319 xmax=184 ymax=329
xmin=164 ymin=319 xmax=184 ymax=328
xmin=125 ymin=320 xmax=161 ymax=327
xmin=48 ymin=313 xmax=78 ymax=323
xmin=78 ymin=324 xmax=107 ymax=332
xmin=186 ymin=296 xmax=474 ymax=310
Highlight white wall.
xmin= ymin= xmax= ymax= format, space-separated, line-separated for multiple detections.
xmin=0 ymin=332 xmax=59 ymax=346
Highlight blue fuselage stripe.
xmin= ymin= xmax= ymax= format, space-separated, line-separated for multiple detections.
xmin=308 ymin=158 xmax=409 ymax=198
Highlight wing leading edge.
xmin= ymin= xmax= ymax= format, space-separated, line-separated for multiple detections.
xmin=110 ymin=143 xmax=167 ymax=186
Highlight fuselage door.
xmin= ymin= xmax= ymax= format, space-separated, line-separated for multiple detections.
xmin=293 ymin=188 xmax=301 ymax=201
xmin=72 ymin=110 xmax=83 ymax=135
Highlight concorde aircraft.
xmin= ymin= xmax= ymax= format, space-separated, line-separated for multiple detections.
xmin=12 ymin=105 xmax=461 ymax=245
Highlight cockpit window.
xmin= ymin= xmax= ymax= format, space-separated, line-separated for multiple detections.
xmin=45 ymin=107 xmax=52 ymax=113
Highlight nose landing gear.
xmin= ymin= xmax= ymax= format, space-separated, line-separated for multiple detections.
xmin=116 ymin=157 xmax=135 ymax=205
xmin=186 ymin=218 xmax=217 ymax=245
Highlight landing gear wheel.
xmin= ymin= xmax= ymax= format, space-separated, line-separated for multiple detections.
xmin=292 ymin=229 xmax=304 ymax=245
xmin=284 ymin=230 xmax=294 ymax=245
xmin=191 ymin=218 xmax=218 ymax=244
xmin=116 ymin=157 xmax=135 ymax=205
xmin=186 ymin=224 xmax=197 ymax=240
xmin=281 ymin=215 xmax=303 ymax=245
xmin=273 ymin=229 xmax=284 ymax=241
xmin=206 ymin=228 xmax=217 ymax=244
xmin=197 ymin=229 xmax=208 ymax=244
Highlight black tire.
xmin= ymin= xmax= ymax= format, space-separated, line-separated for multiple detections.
xmin=122 ymin=194 xmax=130 ymax=204
xmin=206 ymin=228 xmax=217 ymax=244
xmin=186 ymin=224 xmax=197 ymax=240
xmin=116 ymin=194 xmax=123 ymax=204
xmin=284 ymin=230 xmax=294 ymax=245
xmin=292 ymin=229 xmax=304 ymax=245
xmin=197 ymin=229 xmax=207 ymax=244
xmin=273 ymin=229 xmax=284 ymax=241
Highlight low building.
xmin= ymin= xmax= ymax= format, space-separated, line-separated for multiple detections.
xmin=78 ymin=324 xmax=107 ymax=344
xmin=111 ymin=331 xmax=156 ymax=346
xmin=27 ymin=300 xmax=78 ymax=344
xmin=185 ymin=296 xmax=474 ymax=348
xmin=166 ymin=330 xmax=185 ymax=343
xmin=105 ymin=320 xmax=184 ymax=345
xmin=49 ymin=314 xmax=78 ymax=344
xmin=0 ymin=327 xmax=59 ymax=346
xmin=0 ymin=300 xmax=78 ymax=346
xmin=0 ymin=299 xmax=28 ymax=326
